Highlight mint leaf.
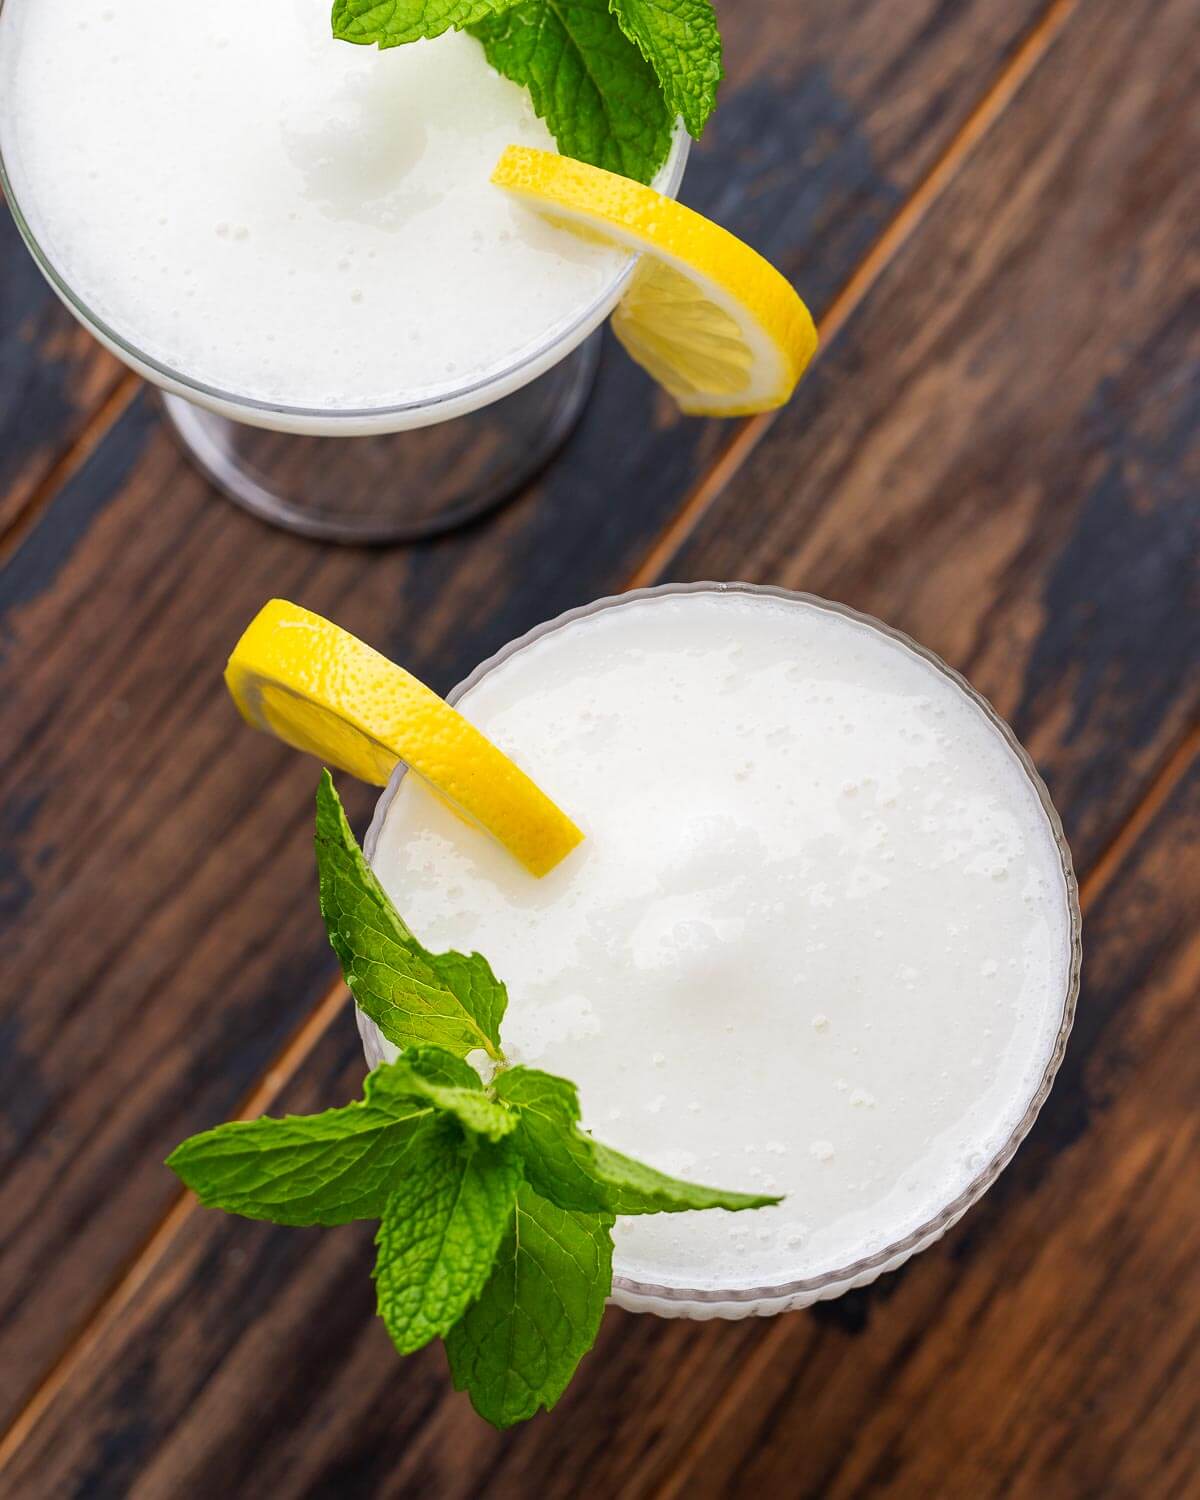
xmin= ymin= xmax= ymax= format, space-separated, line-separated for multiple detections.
xmin=376 ymin=1046 xmax=516 ymax=1142
xmin=387 ymin=1045 xmax=485 ymax=1092
xmin=405 ymin=943 xmax=509 ymax=1056
xmin=470 ymin=0 xmax=673 ymax=184
xmin=315 ymin=771 xmax=505 ymax=1060
xmin=444 ymin=1183 xmax=613 ymax=1426
xmin=332 ymin=0 xmax=520 ymax=45
xmin=609 ymin=0 xmax=721 ymax=137
xmin=375 ymin=1121 xmax=523 ymax=1353
xmin=495 ymin=1066 xmax=778 ymax=1214
xmin=492 ymin=1066 xmax=605 ymax=1210
xmin=586 ymin=1138 xmax=777 ymax=1214
xmin=166 ymin=1075 xmax=439 ymax=1226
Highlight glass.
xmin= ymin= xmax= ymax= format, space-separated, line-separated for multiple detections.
xmin=155 ymin=341 xmax=603 ymax=543
xmin=0 ymin=26 xmax=689 ymax=541
xmin=358 ymin=582 xmax=1082 ymax=1319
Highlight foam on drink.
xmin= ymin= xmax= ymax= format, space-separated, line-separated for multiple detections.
xmin=368 ymin=590 xmax=1074 ymax=1295
xmin=0 ymin=1 xmax=635 ymax=409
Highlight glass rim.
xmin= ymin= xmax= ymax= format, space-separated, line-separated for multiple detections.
xmin=0 ymin=15 xmax=690 ymax=424
xmin=365 ymin=581 xmax=1083 ymax=1307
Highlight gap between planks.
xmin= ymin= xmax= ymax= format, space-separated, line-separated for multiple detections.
xmin=0 ymin=974 xmax=352 ymax=1473
xmin=0 ymin=371 xmax=140 ymax=566
xmin=0 ymin=0 xmax=1096 ymax=1473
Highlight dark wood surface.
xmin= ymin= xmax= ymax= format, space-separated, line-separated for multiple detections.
xmin=0 ymin=0 xmax=1196 ymax=1492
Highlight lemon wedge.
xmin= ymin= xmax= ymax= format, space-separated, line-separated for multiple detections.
xmin=492 ymin=145 xmax=817 ymax=415
xmin=225 ymin=600 xmax=583 ymax=877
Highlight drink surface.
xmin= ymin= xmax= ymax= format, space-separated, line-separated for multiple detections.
xmin=374 ymin=590 xmax=1074 ymax=1293
xmin=0 ymin=0 xmax=633 ymax=411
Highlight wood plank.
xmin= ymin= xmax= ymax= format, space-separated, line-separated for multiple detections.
xmin=2 ymin=0 xmax=1197 ymax=1488
xmin=0 ymin=0 xmax=1058 ymax=1433
xmin=666 ymin=0 xmax=1200 ymax=876
xmin=0 ymin=207 xmax=125 ymax=538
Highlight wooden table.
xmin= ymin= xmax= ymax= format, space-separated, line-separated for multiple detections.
xmin=1 ymin=0 xmax=1197 ymax=1493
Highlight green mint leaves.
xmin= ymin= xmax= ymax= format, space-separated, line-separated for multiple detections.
xmin=495 ymin=1065 xmax=775 ymax=1215
xmin=165 ymin=1071 xmax=439 ymax=1226
xmin=606 ymin=0 xmax=722 ymax=138
xmin=168 ymin=774 xmax=779 ymax=1427
xmin=444 ymin=1185 xmax=614 ymax=1427
xmin=169 ymin=1053 xmax=771 ymax=1427
xmin=331 ymin=0 xmax=517 ymax=47
xmin=330 ymin=0 xmax=723 ymax=185
xmin=470 ymin=0 xmax=673 ymax=185
xmin=316 ymin=770 xmax=506 ymax=1060
xmin=371 ymin=1048 xmax=516 ymax=1140
xmin=375 ymin=1121 xmax=523 ymax=1353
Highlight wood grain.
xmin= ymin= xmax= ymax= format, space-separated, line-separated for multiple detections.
xmin=0 ymin=208 xmax=125 ymax=541
xmin=0 ymin=0 xmax=1061 ymax=1436
xmin=667 ymin=0 xmax=1200 ymax=876
xmin=0 ymin=0 xmax=1196 ymax=1489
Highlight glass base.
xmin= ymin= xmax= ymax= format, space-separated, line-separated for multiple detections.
xmin=157 ymin=333 xmax=601 ymax=543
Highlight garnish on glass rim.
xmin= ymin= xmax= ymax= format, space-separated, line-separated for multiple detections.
xmin=330 ymin=0 xmax=723 ymax=185
xmin=493 ymin=146 xmax=819 ymax=415
xmin=224 ymin=598 xmax=583 ymax=877
xmin=328 ymin=4 xmax=818 ymax=414
xmin=168 ymin=774 xmax=779 ymax=1428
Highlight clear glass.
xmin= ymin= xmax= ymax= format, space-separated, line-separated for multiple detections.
xmin=155 ymin=336 xmax=602 ymax=543
xmin=0 ymin=15 xmax=689 ymax=540
xmin=359 ymin=582 xmax=1083 ymax=1319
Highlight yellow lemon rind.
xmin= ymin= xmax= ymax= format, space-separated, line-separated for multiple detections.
xmin=225 ymin=599 xmax=584 ymax=878
xmin=492 ymin=146 xmax=818 ymax=414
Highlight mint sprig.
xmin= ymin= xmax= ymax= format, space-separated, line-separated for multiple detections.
xmin=168 ymin=774 xmax=780 ymax=1428
xmin=330 ymin=0 xmax=723 ymax=185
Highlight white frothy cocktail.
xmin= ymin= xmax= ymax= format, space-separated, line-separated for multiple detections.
xmin=0 ymin=0 xmax=657 ymax=418
xmin=363 ymin=586 xmax=1077 ymax=1316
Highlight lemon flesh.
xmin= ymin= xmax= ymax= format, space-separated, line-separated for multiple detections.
xmin=492 ymin=145 xmax=818 ymax=415
xmin=225 ymin=600 xmax=583 ymax=877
